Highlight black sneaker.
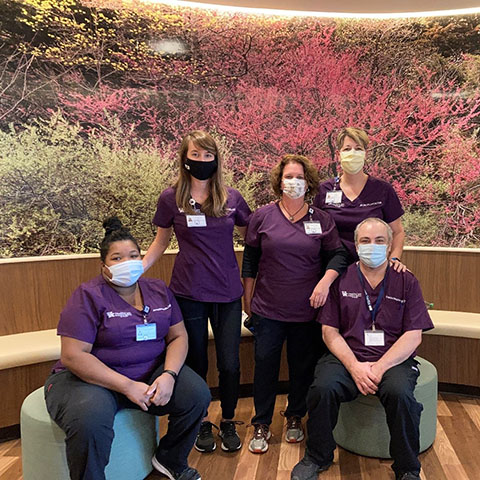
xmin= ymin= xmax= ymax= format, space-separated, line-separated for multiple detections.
xmin=291 ymin=457 xmax=332 ymax=480
xmin=194 ymin=421 xmax=218 ymax=452
xmin=396 ymin=473 xmax=420 ymax=480
xmin=151 ymin=456 xmax=201 ymax=480
xmin=219 ymin=420 xmax=242 ymax=452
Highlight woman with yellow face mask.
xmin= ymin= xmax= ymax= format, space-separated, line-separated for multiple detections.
xmin=313 ymin=127 xmax=406 ymax=272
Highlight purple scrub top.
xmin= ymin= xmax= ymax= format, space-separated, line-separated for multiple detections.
xmin=53 ymin=276 xmax=183 ymax=382
xmin=319 ymin=263 xmax=433 ymax=362
xmin=153 ymin=186 xmax=251 ymax=303
xmin=313 ymin=176 xmax=404 ymax=261
xmin=246 ymin=202 xmax=342 ymax=323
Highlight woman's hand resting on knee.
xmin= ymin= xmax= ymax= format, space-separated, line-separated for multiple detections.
xmin=147 ymin=374 xmax=175 ymax=406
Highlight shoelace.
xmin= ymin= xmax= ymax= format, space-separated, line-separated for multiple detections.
xmin=287 ymin=416 xmax=302 ymax=430
xmin=250 ymin=423 xmax=269 ymax=439
xmin=198 ymin=421 xmax=218 ymax=438
xmin=221 ymin=420 xmax=243 ymax=436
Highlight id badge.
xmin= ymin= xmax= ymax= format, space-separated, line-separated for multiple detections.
xmin=186 ymin=214 xmax=207 ymax=227
xmin=136 ymin=323 xmax=157 ymax=341
xmin=304 ymin=221 xmax=322 ymax=235
xmin=326 ymin=190 xmax=342 ymax=205
xmin=364 ymin=329 xmax=385 ymax=346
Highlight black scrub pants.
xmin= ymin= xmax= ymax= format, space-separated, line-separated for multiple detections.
xmin=251 ymin=314 xmax=326 ymax=425
xmin=44 ymin=365 xmax=211 ymax=480
xmin=305 ymin=354 xmax=423 ymax=476
xmin=175 ymin=296 xmax=242 ymax=420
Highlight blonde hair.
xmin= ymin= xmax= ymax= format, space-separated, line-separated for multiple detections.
xmin=174 ymin=130 xmax=228 ymax=217
xmin=336 ymin=127 xmax=370 ymax=150
xmin=270 ymin=154 xmax=319 ymax=200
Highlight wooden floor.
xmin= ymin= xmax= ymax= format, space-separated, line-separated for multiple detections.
xmin=1 ymin=393 xmax=479 ymax=479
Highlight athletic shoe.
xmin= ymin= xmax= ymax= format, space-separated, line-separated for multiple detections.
xmin=151 ymin=456 xmax=201 ymax=480
xmin=285 ymin=415 xmax=305 ymax=443
xmin=396 ymin=472 xmax=421 ymax=480
xmin=291 ymin=457 xmax=332 ymax=480
xmin=248 ymin=423 xmax=271 ymax=454
xmin=219 ymin=420 xmax=242 ymax=452
xmin=194 ymin=421 xmax=218 ymax=452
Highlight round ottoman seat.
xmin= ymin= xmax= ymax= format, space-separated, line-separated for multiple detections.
xmin=21 ymin=387 xmax=158 ymax=480
xmin=333 ymin=356 xmax=437 ymax=458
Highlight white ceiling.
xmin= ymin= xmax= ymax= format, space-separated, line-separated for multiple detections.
xmin=168 ymin=0 xmax=480 ymax=14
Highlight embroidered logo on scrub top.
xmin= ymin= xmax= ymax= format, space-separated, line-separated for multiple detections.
xmin=385 ymin=295 xmax=406 ymax=304
xmin=106 ymin=311 xmax=132 ymax=318
xmin=359 ymin=201 xmax=382 ymax=207
xmin=152 ymin=304 xmax=172 ymax=312
xmin=341 ymin=291 xmax=362 ymax=299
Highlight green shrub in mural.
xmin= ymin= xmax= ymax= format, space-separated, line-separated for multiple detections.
xmin=0 ymin=113 xmax=178 ymax=255
xmin=1 ymin=0 xmax=480 ymax=256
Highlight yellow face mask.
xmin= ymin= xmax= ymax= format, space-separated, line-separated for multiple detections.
xmin=340 ymin=150 xmax=365 ymax=175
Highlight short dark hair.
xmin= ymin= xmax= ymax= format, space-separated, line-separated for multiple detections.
xmin=99 ymin=216 xmax=140 ymax=262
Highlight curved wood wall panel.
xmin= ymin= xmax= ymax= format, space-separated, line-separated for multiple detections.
xmin=0 ymin=248 xmax=478 ymax=336
xmin=402 ymin=248 xmax=480 ymax=313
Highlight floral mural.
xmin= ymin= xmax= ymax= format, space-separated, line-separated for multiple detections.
xmin=1 ymin=0 xmax=480 ymax=256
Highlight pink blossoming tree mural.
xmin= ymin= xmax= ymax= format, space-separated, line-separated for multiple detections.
xmin=1 ymin=0 xmax=480 ymax=255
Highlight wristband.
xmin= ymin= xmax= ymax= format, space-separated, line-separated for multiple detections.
xmin=390 ymin=257 xmax=401 ymax=262
xmin=162 ymin=370 xmax=178 ymax=382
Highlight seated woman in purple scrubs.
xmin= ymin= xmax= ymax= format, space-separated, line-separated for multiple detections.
xmin=142 ymin=130 xmax=251 ymax=454
xmin=44 ymin=217 xmax=210 ymax=480
xmin=314 ymin=127 xmax=406 ymax=270
xmin=242 ymin=154 xmax=348 ymax=454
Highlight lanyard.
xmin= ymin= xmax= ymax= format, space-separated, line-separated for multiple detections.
xmin=189 ymin=198 xmax=202 ymax=214
xmin=356 ymin=264 xmax=388 ymax=329
xmin=141 ymin=305 xmax=150 ymax=324
xmin=333 ymin=176 xmax=340 ymax=191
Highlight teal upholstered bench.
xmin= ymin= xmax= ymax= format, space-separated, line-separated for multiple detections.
xmin=21 ymin=387 xmax=158 ymax=480
xmin=333 ymin=357 xmax=437 ymax=458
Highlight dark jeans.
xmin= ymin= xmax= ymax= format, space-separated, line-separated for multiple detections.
xmin=305 ymin=354 xmax=423 ymax=475
xmin=175 ymin=296 xmax=242 ymax=420
xmin=45 ymin=365 xmax=210 ymax=480
xmin=251 ymin=314 xmax=326 ymax=425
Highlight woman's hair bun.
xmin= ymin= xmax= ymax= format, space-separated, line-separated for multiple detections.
xmin=103 ymin=216 xmax=124 ymax=236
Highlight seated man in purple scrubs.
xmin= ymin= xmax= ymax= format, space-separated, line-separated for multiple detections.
xmin=291 ymin=217 xmax=433 ymax=480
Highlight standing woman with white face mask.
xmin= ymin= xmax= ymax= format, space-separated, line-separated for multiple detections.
xmin=242 ymin=155 xmax=348 ymax=454
xmin=313 ymin=127 xmax=406 ymax=272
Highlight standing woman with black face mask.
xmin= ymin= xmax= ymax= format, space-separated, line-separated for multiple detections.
xmin=143 ymin=130 xmax=251 ymax=454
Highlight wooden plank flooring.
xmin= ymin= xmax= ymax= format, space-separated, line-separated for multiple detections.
xmin=1 ymin=393 xmax=479 ymax=479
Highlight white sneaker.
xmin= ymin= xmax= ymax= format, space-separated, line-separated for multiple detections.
xmin=248 ymin=424 xmax=271 ymax=454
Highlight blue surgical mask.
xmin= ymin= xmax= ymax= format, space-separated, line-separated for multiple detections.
xmin=107 ymin=260 xmax=144 ymax=287
xmin=357 ymin=244 xmax=388 ymax=268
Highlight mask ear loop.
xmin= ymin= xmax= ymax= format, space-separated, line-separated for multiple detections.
xmin=101 ymin=263 xmax=113 ymax=280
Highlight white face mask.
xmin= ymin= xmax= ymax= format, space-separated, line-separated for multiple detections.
xmin=357 ymin=244 xmax=388 ymax=268
xmin=107 ymin=260 xmax=144 ymax=287
xmin=340 ymin=150 xmax=365 ymax=175
xmin=282 ymin=178 xmax=307 ymax=199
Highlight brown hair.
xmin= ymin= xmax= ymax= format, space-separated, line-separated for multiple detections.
xmin=270 ymin=154 xmax=319 ymax=200
xmin=336 ymin=127 xmax=370 ymax=150
xmin=174 ymin=130 xmax=228 ymax=217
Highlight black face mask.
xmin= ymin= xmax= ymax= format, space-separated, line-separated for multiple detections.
xmin=184 ymin=158 xmax=218 ymax=180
